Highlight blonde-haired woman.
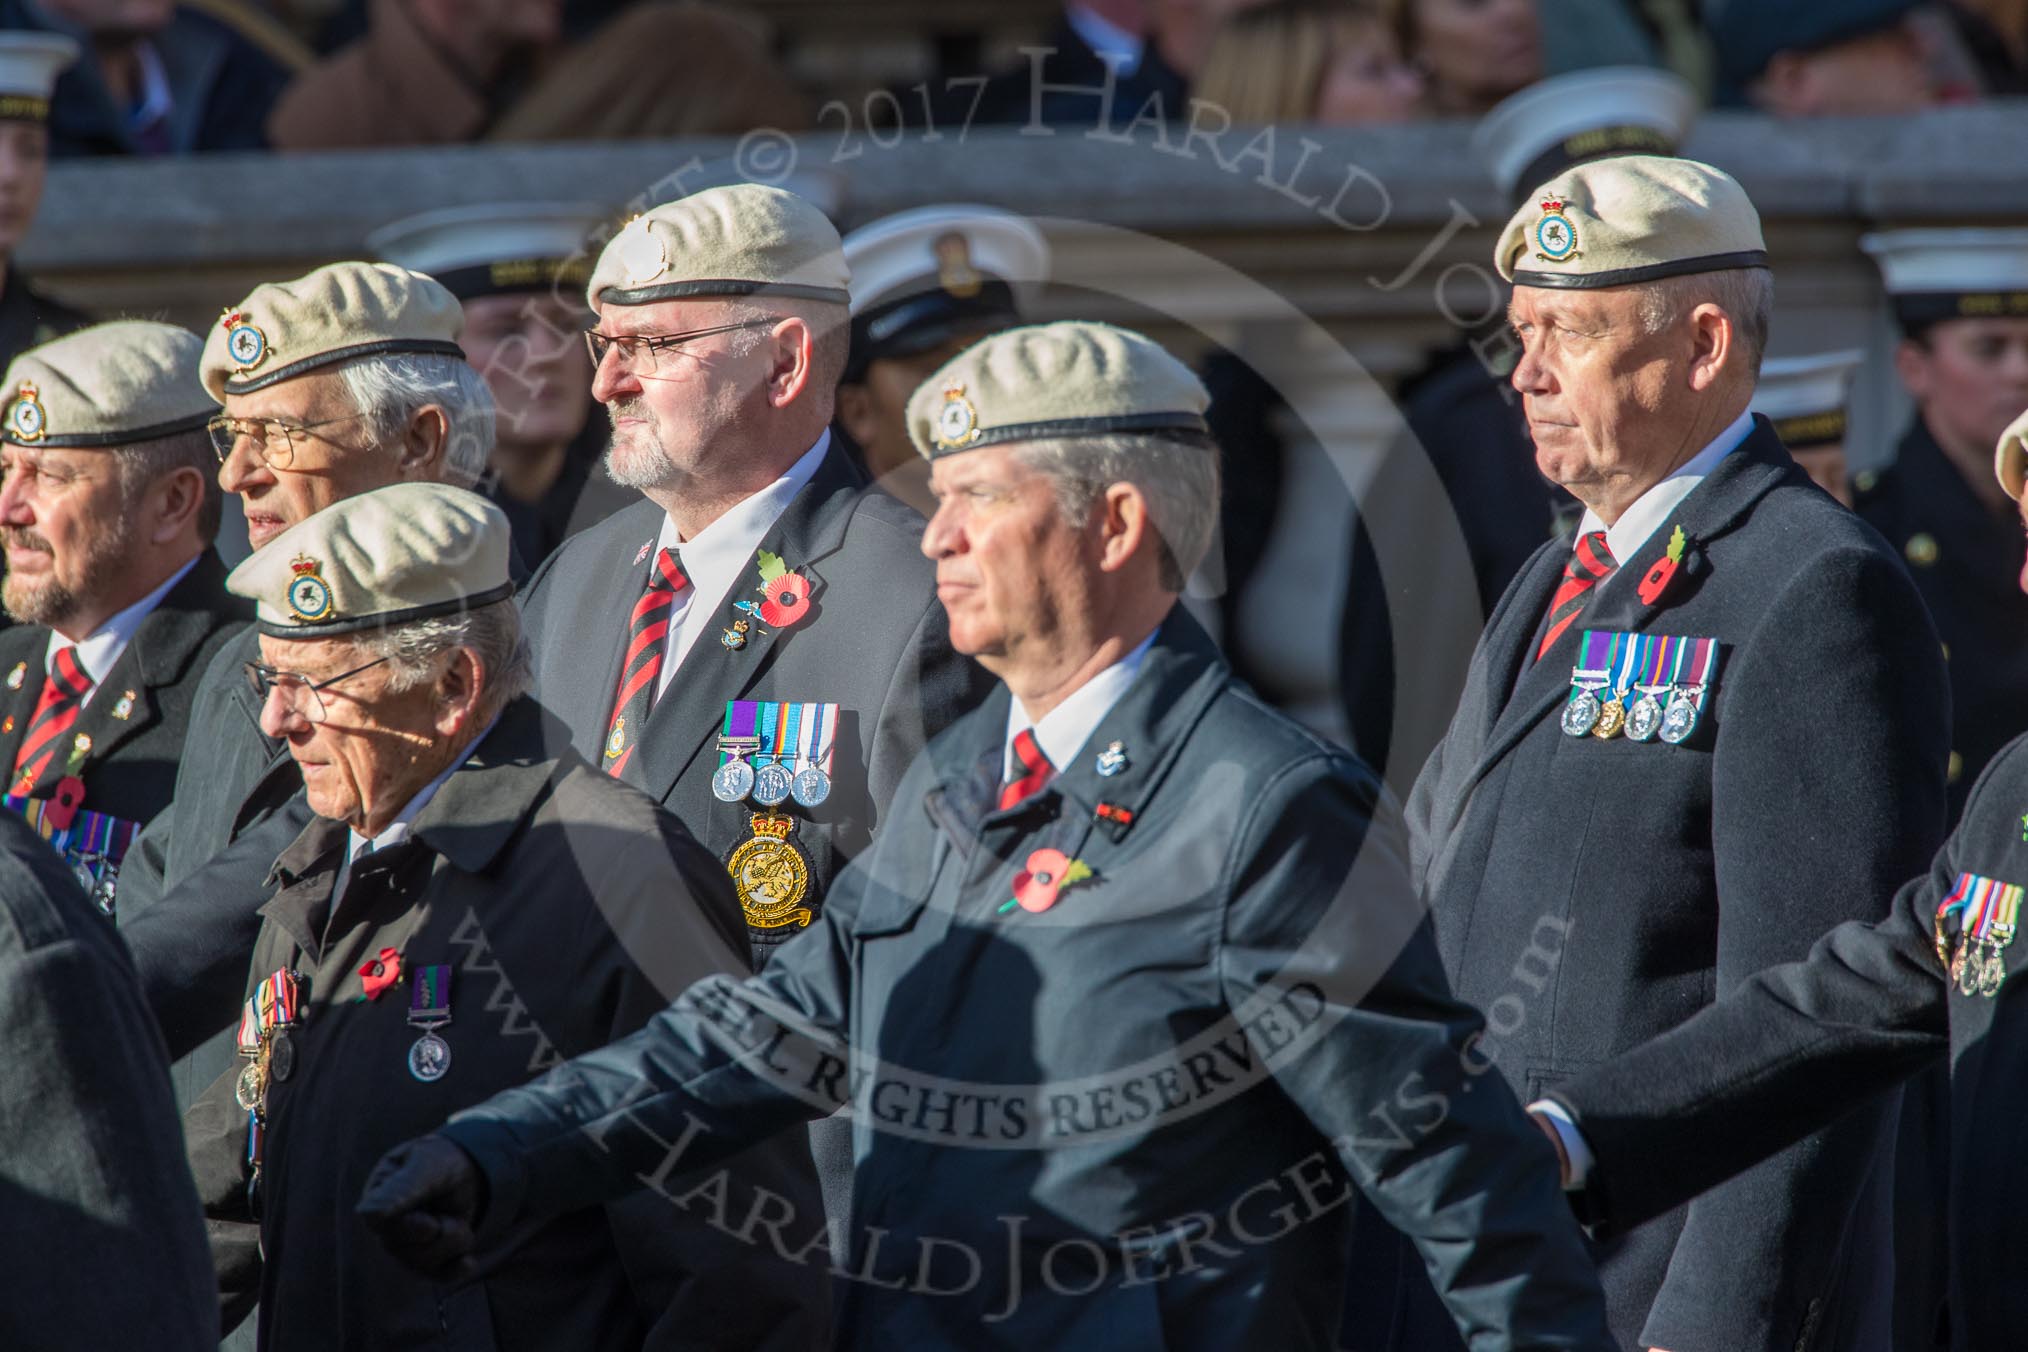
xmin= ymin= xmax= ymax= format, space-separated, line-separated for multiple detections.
xmin=1196 ymin=0 xmax=1425 ymax=122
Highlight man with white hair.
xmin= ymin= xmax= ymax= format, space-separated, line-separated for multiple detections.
xmin=115 ymin=262 xmax=496 ymax=1108
xmin=1390 ymin=156 xmax=1951 ymax=1351
xmin=357 ymin=320 xmax=1615 ymax=1351
xmin=184 ymin=481 xmax=827 ymax=1348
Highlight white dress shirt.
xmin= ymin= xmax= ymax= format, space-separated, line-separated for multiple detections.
xmin=650 ymin=431 xmax=830 ymax=699
xmin=42 ymin=555 xmax=200 ymax=706
xmin=1002 ymin=628 xmax=1157 ymax=782
xmin=1574 ymin=409 xmax=1754 ymax=565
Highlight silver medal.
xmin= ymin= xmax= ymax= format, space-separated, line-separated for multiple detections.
xmin=712 ymin=758 xmax=756 ymax=802
xmin=1561 ymin=687 xmax=1602 ymax=738
xmin=408 ymin=1031 xmax=452 ymax=1082
xmin=752 ymin=762 xmax=794 ymax=807
xmin=790 ymin=765 xmax=831 ymax=808
xmin=1659 ymin=690 xmax=1701 ymax=744
xmin=1625 ymin=691 xmax=1664 ymax=742
xmin=268 ymin=1029 xmax=295 ymax=1083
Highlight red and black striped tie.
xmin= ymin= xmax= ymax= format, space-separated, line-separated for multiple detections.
xmin=603 ymin=547 xmax=688 ymax=779
xmin=12 ymin=647 xmax=92 ymax=796
xmin=998 ymin=728 xmax=1055 ymax=810
xmin=1535 ymin=530 xmax=1617 ymax=663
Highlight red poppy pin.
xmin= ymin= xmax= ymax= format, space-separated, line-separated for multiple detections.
xmin=43 ymin=776 xmax=86 ymax=832
xmin=998 ymin=848 xmax=1097 ymax=915
xmin=733 ymin=550 xmax=814 ymax=632
xmin=1638 ymin=525 xmax=1689 ymax=607
xmin=359 ymin=946 xmax=403 ymax=1001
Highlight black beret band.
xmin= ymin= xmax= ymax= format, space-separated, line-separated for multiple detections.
xmin=222 ymin=339 xmax=471 ymax=395
xmin=4 ymin=408 xmax=213 ymax=449
xmin=1511 ymin=249 xmax=1771 ymax=290
xmin=257 ymin=582 xmax=518 ymax=639
xmin=933 ymin=411 xmax=1212 ymax=456
xmin=598 ymin=279 xmax=850 ymax=307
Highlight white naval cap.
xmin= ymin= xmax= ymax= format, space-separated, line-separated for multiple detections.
xmin=1754 ymin=350 xmax=1864 ymax=448
xmin=1861 ymin=228 xmax=2028 ymax=330
xmin=367 ymin=202 xmax=611 ymax=302
xmin=842 ymin=204 xmax=1050 ymax=381
xmin=0 ymin=33 xmax=77 ymax=124
xmin=1472 ymin=65 xmax=1700 ymax=205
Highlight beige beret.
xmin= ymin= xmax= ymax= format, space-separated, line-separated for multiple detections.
xmin=1996 ymin=405 xmax=2028 ymax=500
xmin=904 ymin=320 xmax=1210 ymax=460
xmin=201 ymin=262 xmax=466 ymax=402
xmin=3 ymin=320 xmax=211 ymax=448
xmin=228 ymin=482 xmax=513 ymax=639
xmin=1496 ymin=155 xmax=1767 ymax=290
xmin=587 ymin=184 xmax=849 ymax=310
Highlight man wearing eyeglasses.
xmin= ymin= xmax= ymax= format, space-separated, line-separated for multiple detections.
xmin=182 ymin=481 xmax=828 ymax=1350
xmin=0 ymin=320 xmax=246 ymax=904
xmin=114 ymin=261 xmax=497 ymax=1120
xmin=518 ymin=183 xmax=988 ymax=1225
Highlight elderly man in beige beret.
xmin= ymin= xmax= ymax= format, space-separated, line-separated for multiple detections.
xmin=178 ymin=481 xmax=828 ymax=1349
xmin=116 ymin=261 xmax=502 ymax=1114
xmin=357 ymin=319 xmax=1614 ymax=1352
xmin=1502 ymin=402 xmax=2028 ymax=1352
xmin=1384 ymin=156 xmax=1951 ymax=1352
xmin=0 ymin=321 xmax=246 ymax=894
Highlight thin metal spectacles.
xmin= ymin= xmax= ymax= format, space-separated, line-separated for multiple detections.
xmin=243 ymin=655 xmax=392 ymax=724
xmin=208 ymin=412 xmax=370 ymax=470
xmin=582 ymin=318 xmax=776 ymax=375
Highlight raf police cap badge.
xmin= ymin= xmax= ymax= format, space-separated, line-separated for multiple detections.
xmin=613 ymin=215 xmax=668 ymax=290
xmin=220 ymin=309 xmax=269 ymax=371
xmin=934 ymin=385 xmax=982 ymax=450
xmin=1534 ymin=197 xmax=1581 ymax=264
xmin=285 ymin=555 xmax=336 ymax=622
xmin=5 ymin=381 xmax=47 ymax=443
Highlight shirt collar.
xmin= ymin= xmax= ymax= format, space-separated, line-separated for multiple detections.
xmin=1577 ymin=409 xmax=1754 ymax=564
xmin=653 ymin=429 xmax=830 ymax=582
xmin=44 ymin=554 xmax=199 ymax=700
xmin=1003 ymin=627 xmax=1158 ymax=781
xmin=346 ymin=712 xmax=502 ymax=866
xmin=1065 ymin=2 xmax=1144 ymax=77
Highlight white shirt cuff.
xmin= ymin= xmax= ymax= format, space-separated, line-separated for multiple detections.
xmin=1529 ymin=1099 xmax=1595 ymax=1189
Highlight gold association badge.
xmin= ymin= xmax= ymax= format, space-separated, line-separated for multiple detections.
xmin=727 ymin=812 xmax=813 ymax=930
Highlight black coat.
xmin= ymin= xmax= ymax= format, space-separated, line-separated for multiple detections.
xmin=918 ymin=14 xmax=1188 ymax=132
xmin=1547 ymin=729 xmax=2028 ymax=1352
xmin=1396 ymin=419 xmax=1951 ymax=1351
xmin=184 ymin=696 xmax=829 ymax=1349
xmin=1855 ymin=415 xmax=2028 ymax=819
xmin=431 ymin=613 xmax=1615 ymax=1351
xmin=0 ymin=267 xmax=90 ymax=373
xmin=0 ymin=551 xmax=248 ymax=856
xmin=0 ymin=809 xmax=213 ymax=1349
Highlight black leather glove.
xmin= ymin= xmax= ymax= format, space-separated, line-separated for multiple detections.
xmin=356 ymin=1135 xmax=489 ymax=1282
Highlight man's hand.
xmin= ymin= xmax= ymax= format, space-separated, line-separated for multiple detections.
xmin=356 ymin=1135 xmax=488 ymax=1282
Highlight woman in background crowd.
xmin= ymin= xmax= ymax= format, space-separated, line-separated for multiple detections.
xmin=1385 ymin=0 xmax=1541 ymax=114
xmin=1195 ymin=0 xmax=1424 ymax=123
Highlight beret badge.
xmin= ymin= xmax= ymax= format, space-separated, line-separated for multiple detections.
xmin=614 ymin=215 xmax=668 ymax=289
xmin=934 ymin=384 xmax=982 ymax=450
xmin=5 ymin=382 xmax=47 ymax=443
xmin=286 ymin=554 xmax=336 ymax=623
xmin=221 ymin=309 xmax=270 ymax=371
xmin=1534 ymin=197 xmax=1581 ymax=265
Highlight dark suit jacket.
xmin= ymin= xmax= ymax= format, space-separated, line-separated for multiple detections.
xmin=0 ymin=809 xmax=214 ymax=1350
xmin=184 ymin=696 xmax=829 ymax=1349
xmin=1547 ymin=731 xmax=2028 ymax=1352
xmin=920 ymin=14 xmax=1188 ymax=132
xmin=0 ymin=550 xmax=248 ymax=835
xmin=1399 ymin=418 xmax=1951 ymax=1351
xmin=436 ymin=612 xmax=1616 ymax=1351
xmin=518 ymin=441 xmax=990 ymax=958
xmin=0 ymin=267 xmax=90 ymax=374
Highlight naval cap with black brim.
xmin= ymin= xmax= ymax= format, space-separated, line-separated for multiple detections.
xmin=368 ymin=202 xmax=609 ymax=303
xmin=0 ymin=32 xmax=76 ymax=124
xmin=1996 ymin=404 xmax=2028 ymax=500
xmin=1754 ymin=350 xmax=1863 ymax=449
xmin=228 ymin=482 xmax=514 ymax=639
xmin=200 ymin=262 xmax=466 ymax=402
xmin=4 ymin=320 xmax=213 ymax=448
xmin=842 ymin=205 xmax=1050 ymax=383
xmin=1472 ymin=66 xmax=1699 ymax=208
xmin=587 ymin=183 xmax=849 ymax=310
xmin=1861 ymin=228 xmax=2028 ymax=333
xmin=905 ymin=320 xmax=1210 ymax=459
xmin=1496 ymin=154 xmax=1768 ymax=291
